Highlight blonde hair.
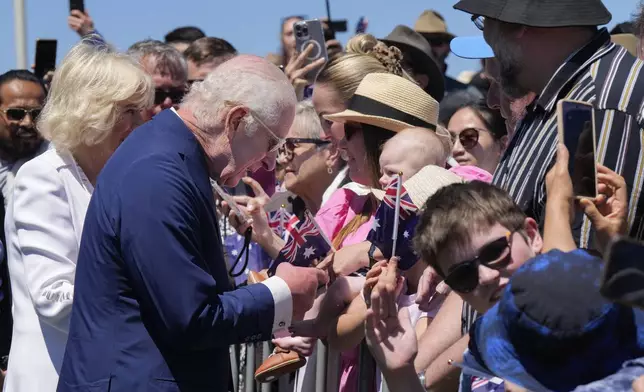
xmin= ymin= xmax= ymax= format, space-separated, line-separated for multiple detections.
xmin=39 ymin=40 xmax=154 ymax=152
xmin=316 ymin=34 xmax=414 ymax=103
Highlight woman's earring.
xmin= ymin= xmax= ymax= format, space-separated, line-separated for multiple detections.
xmin=327 ymin=167 xmax=333 ymax=175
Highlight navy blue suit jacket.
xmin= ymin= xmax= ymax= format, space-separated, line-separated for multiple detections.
xmin=58 ymin=110 xmax=276 ymax=391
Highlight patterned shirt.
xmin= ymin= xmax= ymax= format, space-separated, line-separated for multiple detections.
xmin=493 ymin=28 xmax=644 ymax=247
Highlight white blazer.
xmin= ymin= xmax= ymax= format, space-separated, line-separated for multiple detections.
xmin=3 ymin=147 xmax=93 ymax=392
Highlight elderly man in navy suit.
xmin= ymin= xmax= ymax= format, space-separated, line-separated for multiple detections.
xmin=57 ymin=55 xmax=327 ymax=391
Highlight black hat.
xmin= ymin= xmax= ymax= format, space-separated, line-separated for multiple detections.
xmin=381 ymin=25 xmax=446 ymax=102
xmin=453 ymin=0 xmax=612 ymax=28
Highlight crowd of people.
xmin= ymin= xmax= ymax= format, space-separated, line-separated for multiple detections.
xmin=1 ymin=0 xmax=644 ymax=391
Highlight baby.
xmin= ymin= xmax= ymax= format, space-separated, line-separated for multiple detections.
xmin=290 ymin=127 xmax=449 ymax=338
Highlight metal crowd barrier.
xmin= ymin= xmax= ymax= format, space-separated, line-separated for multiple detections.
xmin=231 ymin=339 xmax=389 ymax=392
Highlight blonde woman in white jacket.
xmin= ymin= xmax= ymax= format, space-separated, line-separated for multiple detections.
xmin=3 ymin=40 xmax=153 ymax=391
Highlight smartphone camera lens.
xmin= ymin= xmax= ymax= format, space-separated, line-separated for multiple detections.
xmin=302 ymin=26 xmax=309 ymax=36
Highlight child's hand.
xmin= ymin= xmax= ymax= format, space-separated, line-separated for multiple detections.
xmin=579 ymin=164 xmax=629 ymax=254
xmin=363 ymin=260 xmax=387 ymax=306
xmin=415 ymin=265 xmax=450 ymax=312
xmin=545 ymin=143 xmax=575 ymax=223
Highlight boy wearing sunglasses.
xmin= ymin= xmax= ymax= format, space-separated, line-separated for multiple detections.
xmin=415 ymin=180 xmax=543 ymax=315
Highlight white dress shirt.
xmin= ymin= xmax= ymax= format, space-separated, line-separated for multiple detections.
xmin=4 ymin=147 xmax=92 ymax=392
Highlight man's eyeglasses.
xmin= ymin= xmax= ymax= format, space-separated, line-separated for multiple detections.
xmin=472 ymin=15 xmax=485 ymax=31
xmin=450 ymin=127 xmax=484 ymax=150
xmin=1 ymin=108 xmax=42 ymax=122
xmin=154 ymin=88 xmax=186 ymax=106
xmin=443 ymin=231 xmax=515 ymax=293
xmin=223 ymin=100 xmax=285 ymax=153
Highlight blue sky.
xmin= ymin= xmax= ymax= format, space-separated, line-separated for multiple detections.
xmin=1 ymin=0 xmax=642 ymax=78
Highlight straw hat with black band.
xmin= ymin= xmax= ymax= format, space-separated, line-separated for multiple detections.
xmin=453 ymin=0 xmax=611 ymax=28
xmin=380 ymin=25 xmax=446 ymax=102
xmin=324 ymin=73 xmax=439 ymax=133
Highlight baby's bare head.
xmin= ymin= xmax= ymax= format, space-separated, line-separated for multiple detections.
xmin=378 ymin=127 xmax=449 ymax=187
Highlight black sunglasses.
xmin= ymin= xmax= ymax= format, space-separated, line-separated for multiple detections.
xmin=450 ymin=127 xmax=483 ymax=150
xmin=278 ymin=137 xmax=331 ymax=157
xmin=154 ymin=88 xmax=186 ymax=106
xmin=187 ymin=79 xmax=203 ymax=88
xmin=1 ymin=108 xmax=42 ymax=122
xmin=344 ymin=123 xmax=363 ymax=141
xmin=444 ymin=231 xmax=515 ymax=293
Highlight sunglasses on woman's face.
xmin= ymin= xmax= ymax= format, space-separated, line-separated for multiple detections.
xmin=444 ymin=231 xmax=515 ymax=293
xmin=450 ymin=127 xmax=481 ymax=150
xmin=154 ymin=88 xmax=186 ymax=106
xmin=1 ymin=108 xmax=42 ymax=122
xmin=278 ymin=138 xmax=331 ymax=160
xmin=344 ymin=123 xmax=363 ymax=141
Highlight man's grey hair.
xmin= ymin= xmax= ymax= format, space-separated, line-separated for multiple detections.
xmin=127 ymin=39 xmax=188 ymax=82
xmin=292 ymin=100 xmax=324 ymax=140
xmin=181 ymin=59 xmax=296 ymax=137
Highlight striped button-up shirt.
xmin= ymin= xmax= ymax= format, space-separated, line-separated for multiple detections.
xmin=493 ymin=28 xmax=644 ymax=247
xmin=462 ymin=30 xmax=644 ymax=387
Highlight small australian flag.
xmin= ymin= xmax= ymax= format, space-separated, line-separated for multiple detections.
xmin=268 ymin=213 xmax=331 ymax=274
xmin=366 ymin=177 xmax=419 ymax=270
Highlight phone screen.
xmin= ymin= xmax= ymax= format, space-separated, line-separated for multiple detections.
xmin=601 ymin=237 xmax=644 ymax=307
xmin=560 ymin=101 xmax=597 ymax=198
xmin=34 ymin=40 xmax=57 ymax=79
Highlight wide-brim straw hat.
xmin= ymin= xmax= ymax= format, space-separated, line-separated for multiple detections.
xmin=372 ymin=165 xmax=464 ymax=206
xmin=414 ymin=10 xmax=455 ymax=41
xmin=453 ymin=0 xmax=611 ymax=28
xmin=324 ymin=73 xmax=439 ymax=133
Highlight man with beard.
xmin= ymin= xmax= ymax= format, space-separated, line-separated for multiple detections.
xmin=453 ymin=0 xmax=644 ymax=248
xmin=0 ymin=69 xmax=47 ymax=387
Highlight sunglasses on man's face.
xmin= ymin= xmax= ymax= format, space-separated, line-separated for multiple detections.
xmin=154 ymin=88 xmax=186 ymax=106
xmin=450 ymin=127 xmax=483 ymax=150
xmin=1 ymin=108 xmax=42 ymax=122
xmin=443 ymin=231 xmax=515 ymax=293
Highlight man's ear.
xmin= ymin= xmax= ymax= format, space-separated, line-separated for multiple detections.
xmin=224 ymin=105 xmax=247 ymax=141
xmin=524 ymin=217 xmax=543 ymax=254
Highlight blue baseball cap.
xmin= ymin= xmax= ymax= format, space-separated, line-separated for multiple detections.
xmin=450 ymin=36 xmax=494 ymax=59
xmin=465 ymin=249 xmax=644 ymax=392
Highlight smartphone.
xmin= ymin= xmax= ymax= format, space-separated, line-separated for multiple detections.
xmin=556 ymin=99 xmax=598 ymax=199
xmin=293 ymin=19 xmax=329 ymax=85
xmin=34 ymin=39 xmax=57 ymax=79
xmin=69 ymin=0 xmax=84 ymax=12
xmin=210 ymin=179 xmax=251 ymax=224
xmin=355 ymin=17 xmax=368 ymax=34
xmin=600 ymin=236 xmax=644 ymax=307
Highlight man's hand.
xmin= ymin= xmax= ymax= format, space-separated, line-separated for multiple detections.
xmin=272 ymin=336 xmax=316 ymax=357
xmin=68 ymin=10 xmax=95 ymax=36
xmin=274 ymin=263 xmax=328 ymax=321
xmin=580 ymin=164 xmax=629 ymax=254
xmin=365 ymin=258 xmax=416 ymax=373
